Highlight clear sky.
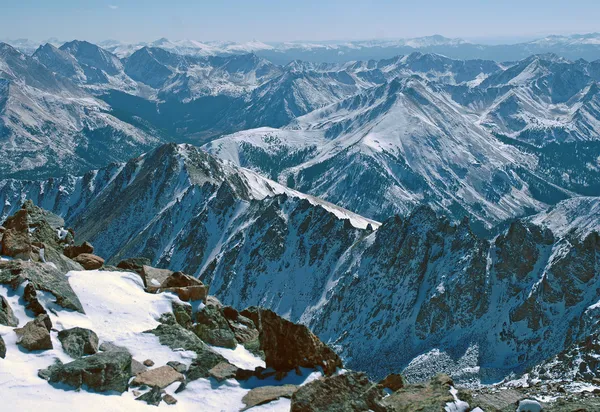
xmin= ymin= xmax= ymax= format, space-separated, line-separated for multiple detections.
xmin=1 ymin=0 xmax=599 ymax=44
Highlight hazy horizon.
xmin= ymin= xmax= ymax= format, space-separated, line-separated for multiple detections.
xmin=2 ymin=0 xmax=598 ymax=44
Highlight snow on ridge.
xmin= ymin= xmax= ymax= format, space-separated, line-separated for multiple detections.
xmin=529 ymin=196 xmax=600 ymax=238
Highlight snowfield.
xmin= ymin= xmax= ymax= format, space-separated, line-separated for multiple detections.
xmin=0 ymin=270 xmax=319 ymax=411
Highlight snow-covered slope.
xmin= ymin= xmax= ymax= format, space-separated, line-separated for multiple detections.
xmin=206 ymin=76 xmax=566 ymax=228
xmin=0 ymin=42 xmax=161 ymax=179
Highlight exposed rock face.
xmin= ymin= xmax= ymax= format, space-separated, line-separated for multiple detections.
xmin=63 ymin=241 xmax=94 ymax=258
xmin=193 ymin=305 xmax=237 ymax=349
xmin=57 ymin=327 xmax=99 ymax=358
xmin=44 ymin=350 xmax=132 ymax=392
xmin=157 ymin=271 xmax=209 ymax=302
xmin=1 ymin=228 xmax=31 ymax=259
xmin=0 ymin=335 xmax=6 ymax=358
xmin=379 ymin=373 xmax=404 ymax=391
xmin=0 ymin=295 xmax=18 ymax=327
xmin=72 ymin=253 xmax=104 ymax=270
xmin=242 ymin=307 xmax=342 ymax=376
xmin=290 ymin=372 xmax=388 ymax=412
xmin=242 ymin=385 xmax=297 ymax=410
xmin=0 ymin=260 xmax=84 ymax=313
xmin=382 ymin=374 xmax=457 ymax=411
xmin=131 ymin=365 xmax=185 ymax=389
xmin=15 ymin=314 xmax=53 ymax=351
xmin=23 ymin=283 xmax=47 ymax=317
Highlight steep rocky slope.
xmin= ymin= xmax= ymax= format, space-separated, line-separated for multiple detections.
xmin=2 ymin=145 xmax=599 ymax=388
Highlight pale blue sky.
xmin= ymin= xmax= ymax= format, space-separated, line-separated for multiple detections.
xmin=1 ymin=0 xmax=599 ymax=43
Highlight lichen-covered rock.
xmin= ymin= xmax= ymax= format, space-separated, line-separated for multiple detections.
xmin=45 ymin=350 xmax=132 ymax=392
xmin=382 ymin=374 xmax=456 ymax=411
xmin=290 ymin=372 xmax=387 ymax=412
xmin=15 ymin=314 xmax=53 ymax=351
xmin=57 ymin=327 xmax=99 ymax=358
xmin=0 ymin=295 xmax=18 ymax=327
xmin=72 ymin=253 xmax=104 ymax=270
xmin=186 ymin=351 xmax=230 ymax=382
xmin=193 ymin=305 xmax=237 ymax=349
xmin=242 ymin=307 xmax=342 ymax=376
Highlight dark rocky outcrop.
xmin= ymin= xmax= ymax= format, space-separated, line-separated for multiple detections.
xmin=135 ymin=387 xmax=163 ymax=406
xmin=193 ymin=304 xmax=237 ymax=349
xmin=63 ymin=241 xmax=94 ymax=259
xmin=15 ymin=314 xmax=53 ymax=351
xmin=0 ymin=335 xmax=6 ymax=358
xmin=116 ymin=257 xmax=151 ymax=273
xmin=290 ymin=372 xmax=388 ymax=412
xmin=242 ymin=307 xmax=342 ymax=376
xmin=0 ymin=295 xmax=18 ymax=326
xmin=43 ymin=350 xmax=132 ymax=392
xmin=379 ymin=373 xmax=404 ymax=392
xmin=57 ymin=327 xmax=99 ymax=358
xmin=23 ymin=282 xmax=47 ymax=317
xmin=0 ymin=260 xmax=84 ymax=313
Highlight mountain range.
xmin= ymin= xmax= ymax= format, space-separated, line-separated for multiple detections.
xmin=5 ymin=33 xmax=600 ymax=63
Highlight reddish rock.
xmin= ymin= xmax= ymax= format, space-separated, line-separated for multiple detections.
xmin=72 ymin=253 xmax=104 ymax=270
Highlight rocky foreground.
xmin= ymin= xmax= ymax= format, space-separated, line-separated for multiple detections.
xmin=1 ymin=201 xmax=600 ymax=411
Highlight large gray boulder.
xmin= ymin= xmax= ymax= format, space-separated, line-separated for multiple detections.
xmin=58 ymin=327 xmax=99 ymax=358
xmin=44 ymin=350 xmax=132 ymax=392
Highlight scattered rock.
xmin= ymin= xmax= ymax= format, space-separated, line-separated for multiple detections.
xmin=0 ymin=260 xmax=84 ymax=313
xmin=290 ymin=372 xmax=387 ymax=412
xmin=15 ymin=314 xmax=53 ymax=351
xmin=208 ymin=361 xmax=239 ymax=382
xmin=187 ymin=351 xmax=230 ymax=382
xmin=167 ymin=361 xmax=187 ymax=373
xmin=193 ymin=305 xmax=237 ymax=349
xmin=23 ymin=283 xmax=47 ymax=317
xmin=99 ymin=342 xmax=129 ymax=353
xmin=63 ymin=242 xmax=94 ymax=259
xmin=45 ymin=350 xmax=132 ymax=392
xmin=0 ymin=335 xmax=6 ymax=358
xmin=1 ymin=229 xmax=31 ymax=259
xmin=379 ymin=373 xmax=404 ymax=391
xmin=116 ymin=257 xmax=152 ymax=273
xmin=57 ymin=327 xmax=99 ymax=358
xmin=132 ymin=359 xmax=148 ymax=375
xmin=140 ymin=265 xmax=173 ymax=288
xmin=131 ymin=365 xmax=185 ymax=389
xmin=162 ymin=393 xmax=178 ymax=405
xmin=143 ymin=359 xmax=155 ymax=367
xmin=242 ymin=385 xmax=298 ymax=410
xmin=242 ymin=307 xmax=342 ymax=376
xmin=135 ymin=386 xmax=163 ymax=406
xmin=72 ymin=253 xmax=104 ymax=270
xmin=0 ymin=295 xmax=18 ymax=327
xmin=156 ymin=272 xmax=209 ymax=302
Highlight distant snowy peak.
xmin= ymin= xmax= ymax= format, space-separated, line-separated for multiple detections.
xmin=527 ymin=33 xmax=600 ymax=46
xmin=529 ymin=196 xmax=600 ymax=238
